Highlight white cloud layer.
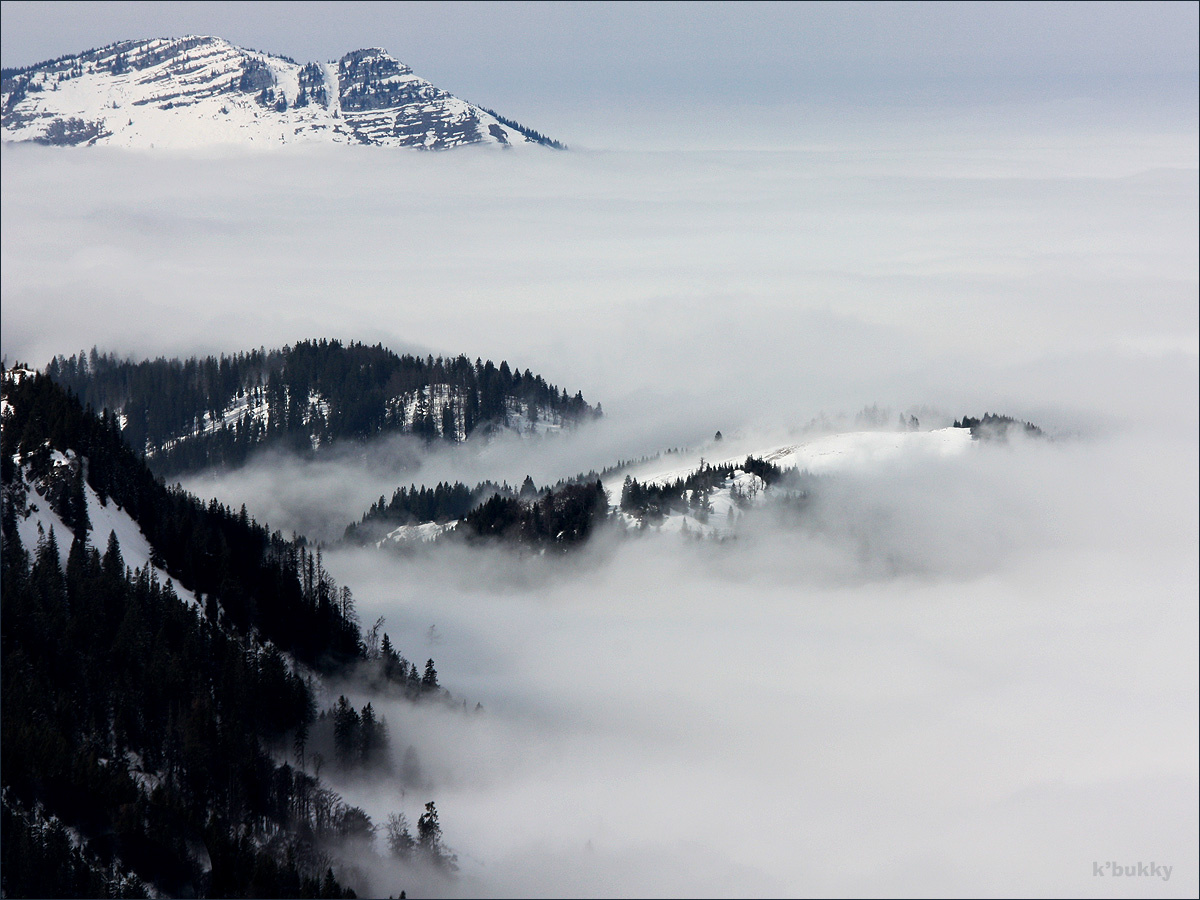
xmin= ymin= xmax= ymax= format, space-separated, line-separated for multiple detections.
xmin=1 ymin=103 xmax=1196 ymax=895
xmin=320 ymin=427 xmax=1197 ymax=897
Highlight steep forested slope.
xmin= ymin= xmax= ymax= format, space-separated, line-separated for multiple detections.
xmin=0 ymin=368 xmax=451 ymax=897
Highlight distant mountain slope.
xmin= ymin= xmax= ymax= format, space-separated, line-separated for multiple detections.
xmin=1 ymin=36 xmax=564 ymax=149
xmin=46 ymin=340 xmax=601 ymax=476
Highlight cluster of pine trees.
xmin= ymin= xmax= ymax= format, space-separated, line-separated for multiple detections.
xmin=953 ymin=413 xmax=1044 ymax=440
xmin=324 ymin=697 xmax=389 ymax=771
xmin=619 ymin=456 xmax=786 ymax=521
xmin=477 ymin=106 xmax=566 ymax=149
xmin=378 ymin=635 xmax=442 ymax=698
xmin=45 ymin=340 xmax=599 ymax=475
xmin=384 ymin=801 xmax=457 ymax=872
xmin=344 ymin=468 xmax=618 ymax=546
xmin=460 ymin=481 xmax=609 ymax=547
xmin=1 ymin=513 xmax=357 ymax=896
xmin=347 ymin=481 xmax=481 ymax=540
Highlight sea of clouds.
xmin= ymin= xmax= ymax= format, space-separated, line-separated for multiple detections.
xmin=2 ymin=100 xmax=1196 ymax=896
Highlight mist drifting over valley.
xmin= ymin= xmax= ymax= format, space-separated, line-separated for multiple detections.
xmin=2 ymin=5 xmax=1196 ymax=894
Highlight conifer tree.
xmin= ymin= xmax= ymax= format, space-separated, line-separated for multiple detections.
xmin=422 ymin=659 xmax=439 ymax=692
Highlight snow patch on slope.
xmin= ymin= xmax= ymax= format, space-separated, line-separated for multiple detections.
xmin=146 ymin=386 xmax=329 ymax=456
xmin=11 ymin=450 xmax=200 ymax=606
xmin=603 ymin=427 xmax=973 ymax=496
xmin=600 ymin=427 xmax=975 ymax=538
xmin=378 ymin=520 xmax=458 ymax=549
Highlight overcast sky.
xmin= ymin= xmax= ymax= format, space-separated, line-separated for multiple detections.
xmin=3 ymin=1 xmax=1197 ymax=125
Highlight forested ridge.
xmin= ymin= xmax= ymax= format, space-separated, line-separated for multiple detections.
xmin=346 ymin=456 xmax=803 ymax=550
xmin=343 ymin=468 xmax=613 ymax=546
xmin=344 ymin=475 xmax=611 ymax=550
xmin=1 ymin=368 xmax=455 ymax=897
xmin=953 ymin=412 xmax=1044 ymax=440
xmin=46 ymin=340 xmax=601 ymax=476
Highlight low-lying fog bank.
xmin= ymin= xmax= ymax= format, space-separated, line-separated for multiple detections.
xmin=317 ymin=431 xmax=1197 ymax=897
xmin=2 ymin=100 xmax=1194 ymax=895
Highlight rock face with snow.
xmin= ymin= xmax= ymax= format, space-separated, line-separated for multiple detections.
xmin=1 ymin=36 xmax=563 ymax=150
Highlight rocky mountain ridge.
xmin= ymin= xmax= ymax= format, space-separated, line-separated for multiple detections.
xmin=1 ymin=35 xmax=563 ymax=150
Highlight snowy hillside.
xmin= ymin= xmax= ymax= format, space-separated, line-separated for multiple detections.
xmin=1 ymin=36 xmax=563 ymax=150
xmin=601 ymin=427 xmax=975 ymax=537
xmin=603 ymin=427 xmax=973 ymax=498
xmin=7 ymin=446 xmax=200 ymax=607
xmin=388 ymin=387 xmax=576 ymax=442
xmin=0 ymin=367 xmax=197 ymax=589
xmin=377 ymin=520 xmax=458 ymax=550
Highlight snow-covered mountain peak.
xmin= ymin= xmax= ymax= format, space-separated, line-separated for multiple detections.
xmin=1 ymin=36 xmax=564 ymax=150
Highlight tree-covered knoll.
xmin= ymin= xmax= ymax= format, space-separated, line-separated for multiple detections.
xmin=45 ymin=340 xmax=601 ymax=476
xmin=618 ymin=456 xmax=789 ymax=522
xmin=343 ymin=468 xmax=616 ymax=548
